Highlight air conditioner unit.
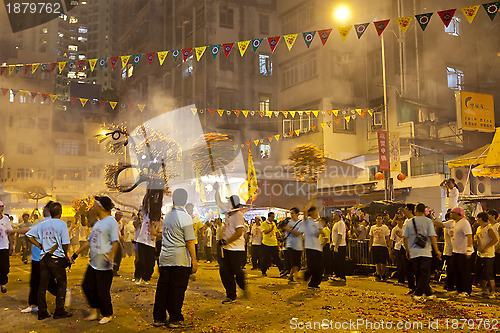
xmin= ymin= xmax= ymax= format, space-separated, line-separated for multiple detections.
xmin=450 ymin=167 xmax=469 ymax=194
xmin=471 ymin=177 xmax=500 ymax=196
xmin=373 ymin=112 xmax=383 ymax=126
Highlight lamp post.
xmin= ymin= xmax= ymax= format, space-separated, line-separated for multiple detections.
xmin=381 ymin=33 xmax=393 ymax=201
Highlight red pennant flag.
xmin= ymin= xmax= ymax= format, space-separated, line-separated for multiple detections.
xmin=1 ymin=88 xmax=9 ymax=95
xmin=146 ymin=53 xmax=155 ymax=65
xmin=373 ymin=20 xmax=390 ymax=36
xmin=70 ymin=97 xmax=78 ymax=104
xmin=50 ymin=62 xmax=58 ymax=73
xmin=334 ymin=119 xmax=340 ymax=125
xmin=437 ymin=9 xmax=456 ymax=27
xmin=110 ymin=57 xmax=119 ymax=70
xmin=258 ymin=111 xmax=264 ymax=117
xmin=78 ymin=60 xmax=86 ymax=71
xmin=222 ymin=43 xmax=234 ymax=58
xmin=318 ymin=29 xmax=332 ymax=45
xmin=30 ymin=92 xmax=38 ymax=100
xmin=99 ymin=100 xmax=107 ymax=108
xmin=24 ymin=64 xmax=32 ymax=75
xmin=267 ymin=36 xmax=280 ymax=53
xmin=208 ymin=109 xmax=215 ymax=116
xmin=182 ymin=48 xmax=193 ymax=62
xmin=41 ymin=93 xmax=49 ymax=101
xmin=0 ymin=66 xmax=6 ymax=76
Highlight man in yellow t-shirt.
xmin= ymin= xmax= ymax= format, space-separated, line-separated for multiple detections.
xmin=260 ymin=212 xmax=284 ymax=277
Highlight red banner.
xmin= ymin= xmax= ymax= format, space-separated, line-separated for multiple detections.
xmin=377 ymin=130 xmax=390 ymax=171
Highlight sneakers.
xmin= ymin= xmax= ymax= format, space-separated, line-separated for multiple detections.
xmin=85 ymin=309 xmax=99 ymax=321
xmin=21 ymin=306 xmax=37 ymax=313
xmin=222 ymin=297 xmax=236 ymax=304
xmin=1 ymin=285 xmax=6 ymax=293
xmin=412 ymin=295 xmax=424 ymax=301
xmin=144 ymin=280 xmax=150 ymax=285
xmin=168 ymin=321 xmax=185 ymax=329
xmin=427 ymin=294 xmax=437 ymax=300
xmin=65 ymin=289 xmax=71 ymax=308
xmin=99 ymin=316 xmax=112 ymax=324
xmin=153 ymin=320 xmax=167 ymax=327
xmin=135 ymin=278 xmax=143 ymax=285
xmin=331 ymin=276 xmax=346 ymax=282
xmin=457 ymin=292 xmax=470 ymax=298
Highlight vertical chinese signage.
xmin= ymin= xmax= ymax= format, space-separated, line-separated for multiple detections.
xmin=377 ymin=130 xmax=390 ymax=171
xmin=390 ymin=132 xmax=401 ymax=172
xmin=457 ymin=91 xmax=495 ymax=133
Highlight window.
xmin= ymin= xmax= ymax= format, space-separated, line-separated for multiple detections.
xmin=445 ymin=17 xmax=460 ymax=36
xmin=88 ymin=139 xmax=100 ymax=152
xmin=18 ymin=143 xmax=33 ymax=155
xmin=260 ymin=144 xmax=270 ymax=158
xmin=183 ymin=55 xmax=194 ymax=78
xmin=184 ymin=17 xmax=193 ymax=37
xmin=447 ymin=66 xmax=464 ymax=90
xmin=38 ymin=118 xmax=49 ymax=129
xmin=259 ymin=54 xmax=272 ymax=76
xmin=368 ymin=166 xmax=380 ymax=181
xmin=332 ymin=52 xmax=354 ymax=78
xmin=369 ymin=51 xmax=382 ymax=77
xmin=18 ymin=116 xmax=35 ymax=128
xmin=55 ymin=168 xmax=86 ymax=181
xmin=281 ymin=54 xmax=317 ymax=89
xmin=333 ymin=114 xmax=356 ymax=134
xmin=283 ymin=119 xmax=293 ymax=135
xmin=196 ymin=6 xmax=205 ymax=29
xmin=281 ymin=2 xmax=315 ymax=33
xmin=259 ymin=96 xmax=270 ymax=111
xmin=68 ymin=45 xmax=78 ymax=51
xmin=57 ymin=141 xmax=81 ymax=156
xmin=37 ymin=169 xmax=47 ymax=180
xmin=259 ymin=14 xmax=269 ymax=34
xmin=17 ymin=168 xmax=34 ymax=180
xmin=88 ymin=165 xmax=101 ymax=178
xmin=220 ymin=6 xmax=234 ymax=28
xmin=220 ymin=55 xmax=234 ymax=71
xmin=78 ymin=27 xmax=87 ymax=33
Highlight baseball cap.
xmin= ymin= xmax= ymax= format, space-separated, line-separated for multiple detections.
xmin=333 ymin=209 xmax=343 ymax=216
xmin=94 ymin=196 xmax=115 ymax=211
xmin=451 ymin=207 xmax=465 ymax=217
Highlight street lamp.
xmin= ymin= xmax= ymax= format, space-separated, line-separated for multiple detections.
xmin=333 ymin=5 xmax=351 ymax=23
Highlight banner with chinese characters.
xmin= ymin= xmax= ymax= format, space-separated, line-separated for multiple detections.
xmin=389 ymin=132 xmax=401 ymax=172
xmin=459 ymin=91 xmax=495 ymax=133
xmin=377 ymin=130 xmax=390 ymax=171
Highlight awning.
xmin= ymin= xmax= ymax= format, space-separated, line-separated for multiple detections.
xmin=456 ymin=128 xmax=500 ymax=177
xmin=447 ymin=144 xmax=490 ymax=168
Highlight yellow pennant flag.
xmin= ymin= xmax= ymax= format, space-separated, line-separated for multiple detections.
xmin=217 ymin=109 xmax=224 ymax=117
xmin=274 ymin=135 xmax=280 ymax=141
xmin=356 ymin=109 xmax=363 ymax=116
xmin=20 ymin=90 xmax=28 ymax=97
xmin=247 ymin=148 xmax=259 ymax=202
xmin=121 ymin=55 xmax=130 ymax=68
xmin=345 ymin=116 xmax=351 ymax=123
xmin=254 ymin=139 xmax=260 ymax=146
xmin=312 ymin=111 xmax=318 ymax=117
xmin=8 ymin=65 xmax=15 ymax=75
xmin=368 ymin=109 xmax=373 ymax=116
xmin=320 ymin=122 xmax=326 ymax=129
xmin=80 ymin=98 xmax=88 ymax=107
xmin=266 ymin=111 xmax=272 ymax=118
xmin=191 ymin=107 xmax=197 ymax=115
xmin=157 ymin=51 xmax=168 ymax=65
xmin=31 ymin=63 xmax=40 ymax=74
xmin=295 ymin=129 xmax=300 ymax=136
xmin=283 ymin=111 xmax=288 ymax=118
xmin=242 ymin=110 xmax=249 ymax=117
xmin=333 ymin=110 xmax=339 ymax=117
xmin=138 ymin=104 xmax=146 ymax=112
xmin=283 ymin=34 xmax=298 ymax=50
xmin=50 ymin=94 xmax=58 ymax=102
xmin=58 ymin=62 xmax=66 ymax=73
xmin=237 ymin=41 xmax=250 ymax=57
xmin=397 ymin=16 xmax=413 ymax=34
xmin=289 ymin=111 xmax=296 ymax=118
xmin=195 ymin=46 xmax=206 ymax=61
xmin=89 ymin=59 xmax=97 ymax=72
xmin=462 ymin=5 xmax=480 ymax=24
xmin=109 ymin=101 xmax=117 ymax=110
xmin=338 ymin=26 xmax=352 ymax=42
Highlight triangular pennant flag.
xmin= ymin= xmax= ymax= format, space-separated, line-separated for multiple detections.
xmin=437 ymin=9 xmax=456 ymax=27
xmin=157 ymin=51 xmax=168 ymax=65
xmin=283 ymin=111 xmax=288 ymax=118
xmin=252 ymin=39 xmax=263 ymax=52
xmin=132 ymin=54 xmax=142 ymax=67
xmin=333 ymin=110 xmax=339 ymax=117
xmin=352 ymin=115 xmax=356 ymax=120
xmin=283 ymin=34 xmax=298 ymax=50
xmin=415 ymin=13 xmax=433 ymax=31
xmin=312 ymin=111 xmax=318 ymax=117
xmin=258 ymin=111 xmax=264 ymax=117
xmin=11 ymin=89 xmax=18 ymax=97
xmin=242 ymin=110 xmax=249 ymax=117
xmin=266 ymin=111 xmax=273 ymax=118
xmin=483 ymin=2 xmax=500 ymax=21
xmin=15 ymin=65 xmax=22 ymax=74
xmin=172 ymin=50 xmax=180 ymax=62
xmin=289 ymin=111 xmax=296 ymax=118
xmin=31 ymin=63 xmax=40 ymax=74
xmin=30 ymin=92 xmax=38 ymax=100
xmin=254 ymin=140 xmax=260 ymax=146
xmin=210 ymin=45 xmax=221 ymax=59
xmin=360 ymin=111 xmax=365 ymax=119
xmin=334 ymin=119 xmax=340 ymax=125
xmin=110 ymin=57 xmax=119 ymax=69
xmin=8 ymin=65 xmax=15 ymax=75
xmin=374 ymin=20 xmax=390 ymax=36
xmin=462 ymin=5 xmax=480 ymax=24
xmin=295 ymin=129 xmax=300 ymax=136
xmin=128 ymin=103 xmax=135 ymax=110
xmin=267 ymin=36 xmax=280 ymax=53
xmin=41 ymin=93 xmax=49 ymax=101
xmin=305 ymin=111 xmax=311 ymax=116
xmin=397 ymin=16 xmax=413 ymax=34
xmin=1 ymin=88 xmax=9 ymax=95
xmin=146 ymin=53 xmax=155 ymax=65
xmin=208 ymin=109 xmax=215 ymax=116
xmin=268 ymin=137 xmax=273 ymax=143
xmin=338 ymin=26 xmax=352 ymax=42
xmin=298 ymin=111 xmax=304 ymax=116
xmin=345 ymin=115 xmax=351 ymax=123
xmin=99 ymin=100 xmax=107 ymax=108
xmin=80 ymin=98 xmax=88 ymax=107
xmin=274 ymin=111 xmax=279 ymax=117
xmin=190 ymin=108 xmax=197 ymax=115
xmin=327 ymin=110 xmax=332 ymax=116
xmin=320 ymin=122 xmax=326 ymax=129
xmin=354 ymin=23 xmax=370 ymax=39
xmin=50 ymin=62 xmax=57 ymax=73
xmin=195 ymin=47 xmax=206 ymax=61
xmin=311 ymin=125 xmax=316 ymax=132
xmin=222 ymin=43 xmax=234 ymax=58
xmin=50 ymin=94 xmax=58 ymax=102
xmin=121 ymin=55 xmax=131 ymax=68
xmin=89 ymin=59 xmax=97 ymax=72
xmin=24 ymin=64 xmax=32 ymax=75
xmin=70 ymin=97 xmax=78 ymax=104
xmin=182 ymin=48 xmax=193 ymax=62
xmin=226 ymin=110 xmax=231 ymax=115
xmin=217 ymin=109 xmax=224 ymax=117
xmin=98 ymin=58 xmax=107 ymax=70
xmin=289 ymin=131 xmax=294 ymax=137
xmin=40 ymin=63 xmax=47 ymax=72
xmin=58 ymin=62 xmax=66 ymax=73
xmin=78 ymin=60 xmax=86 ymax=71
xmin=368 ymin=109 xmax=373 ymax=116
xmin=318 ymin=29 xmax=332 ymax=45
xmin=138 ymin=104 xmax=146 ymax=112
xmin=109 ymin=101 xmax=117 ymax=110
xmin=274 ymin=135 xmax=280 ymax=141
xmin=302 ymin=31 xmax=316 ymax=48
xmin=234 ymin=110 xmax=240 ymax=117
xmin=68 ymin=62 xmax=75 ymax=71
xmin=237 ymin=41 xmax=250 ymax=57
xmin=356 ymin=109 xmax=362 ymax=116
xmin=19 ymin=90 xmax=28 ymax=98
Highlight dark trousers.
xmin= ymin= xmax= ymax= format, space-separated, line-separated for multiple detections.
xmin=396 ymin=249 xmax=407 ymax=284
xmin=304 ymin=249 xmax=323 ymax=288
xmin=219 ymin=249 xmax=246 ymax=299
xmin=261 ymin=245 xmax=283 ymax=274
xmin=204 ymin=246 xmax=213 ymax=262
xmin=21 ymin=238 xmax=31 ymax=262
xmin=494 ymin=254 xmax=500 ymax=284
xmin=153 ymin=266 xmax=190 ymax=323
xmin=451 ymin=253 xmax=472 ymax=294
xmin=135 ymin=243 xmax=156 ymax=281
xmin=124 ymin=242 xmax=134 ymax=257
xmin=411 ymin=256 xmax=433 ymax=296
xmin=402 ymin=247 xmax=415 ymax=290
xmin=251 ymin=244 xmax=262 ymax=269
xmin=323 ymin=244 xmax=333 ymax=277
xmin=333 ymin=246 xmax=346 ymax=279
xmin=38 ymin=256 xmax=67 ymax=316
xmin=29 ymin=260 xmax=57 ymax=306
xmin=443 ymin=255 xmax=455 ymax=290
xmin=216 ymin=242 xmax=222 ymax=265
xmin=82 ymin=265 xmax=114 ymax=317
xmin=113 ymin=243 xmax=123 ymax=275
xmin=0 ymin=249 xmax=9 ymax=285
xmin=283 ymin=249 xmax=291 ymax=273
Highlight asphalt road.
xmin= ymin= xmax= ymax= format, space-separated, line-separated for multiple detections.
xmin=1 ymin=254 xmax=500 ymax=332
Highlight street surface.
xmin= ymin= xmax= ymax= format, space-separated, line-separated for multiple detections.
xmin=1 ymin=254 xmax=500 ymax=332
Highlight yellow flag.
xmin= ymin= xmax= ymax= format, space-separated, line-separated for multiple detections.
xmin=320 ymin=122 xmax=326 ymax=129
xmin=289 ymin=111 xmax=296 ymax=118
xmin=242 ymin=110 xmax=249 ymax=117
xmin=238 ymin=41 xmax=250 ymax=57
xmin=338 ymin=26 xmax=352 ymax=42
xmin=283 ymin=111 xmax=288 ymax=118
xmin=333 ymin=110 xmax=339 ymax=117
xmin=109 ymin=101 xmax=117 ymax=110
xmin=274 ymin=135 xmax=280 ymax=141
xmin=254 ymin=139 xmax=260 ymax=146
xmin=390 ymin=132 xmax=401 ymax=172
xmin=462 ymin=5 xmax=480 ymax=24
xmin=191 ymin=107 xmax=197 ymax=115
xmin=247 ymin=148 xmax=259 ymax=202
xmin=8 ymin=65 xmax=15 ymax=75
xmin=89 ymin=59 xmax=97 ymax=72
xmin=356 ymin=109 xmax=363 ymax=115
xmin=138 ymin=104 xmax=146 ymax=112
xmin=195 ymin=46 xmax=206 ymax=61
xmin=397 ymin=16 xmax=413 ymax=34
xmin=157 ymin=51 xmax=168 ymax=65
xmin=80 ymin=98 xmax=88 ymax=107
xmin=266 ymin=111 xmax=272 ymax=118
xmin=283 ymin=34 xmax=298 ymax=50
xmin=58 ymin=62 xmax=66 ymax=73
xmin=368 ymin=109 xmax=373 ymax=116
xmin=121 ymin=55 xmax=130 ymax=68
xmin=295 ymin=129 xmax=300 ymax=136
xmin=50 ymin=94 xmax=58 ymax=102
xmin=217 ymin=109 xmax=224 ymax=117
xmin=31 ymin=63 xmax=40 ymax=74
xmin=312 ymin=111 xmax=318 ymax=117
xmin=345 ymin=116 xmax=351 ymax=123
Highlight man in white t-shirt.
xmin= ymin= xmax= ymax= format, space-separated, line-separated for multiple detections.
xmin=283 ymin=208 xmax=303 ymax=283
xmin=369 ymin=214 xmax=391 ymax=281
xmin=475 ymin=212 xmax=498 ymax=298
xmin=331 ymin=210 xmax=347 ymax=282
xmin=219 ymin=195 xmax=248 ymax=304
xmin=0 ymin=201 xmax=14 ymax=294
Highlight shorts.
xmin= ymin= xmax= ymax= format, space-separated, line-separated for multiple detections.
xmin=286 ymin=249 xmax=302 ymax=268
xmin=371 ymin=246 xmax=389 ymax=264
xmin=477 ymin=257 xmax=495 ymax=281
